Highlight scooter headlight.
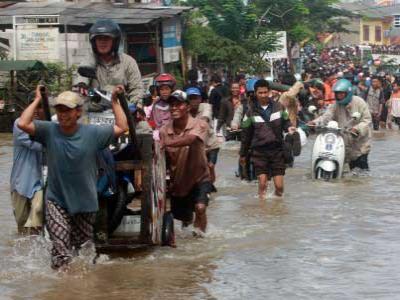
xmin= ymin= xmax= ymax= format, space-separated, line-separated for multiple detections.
xmin=325 ymin=133 xmax=336 ymax=144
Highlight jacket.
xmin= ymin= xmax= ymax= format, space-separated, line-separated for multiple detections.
xmin=240 ymin=100 xmax=291 ymax=156
xmin=75 ymin=53 xmax=144 ymax=105
xmin=209 ymin=84 xmax=228 ymax=119
xmin=217 ymin=98 xmax=235 ymax=132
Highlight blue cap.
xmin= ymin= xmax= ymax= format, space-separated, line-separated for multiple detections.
xmin=186 ymin=87 xmax=201 ymax=96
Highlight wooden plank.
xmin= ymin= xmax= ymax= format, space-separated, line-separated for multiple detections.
xmin=114 ymin=160 xmax=143 ymax=171
xmin=138 ymin=134 xmax=154 ymax=243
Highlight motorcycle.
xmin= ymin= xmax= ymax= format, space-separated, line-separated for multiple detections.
xmin=311 ymin=114 xmax=360 ymax=181
xmin=311 ymin=121 xmax=345 ymax=180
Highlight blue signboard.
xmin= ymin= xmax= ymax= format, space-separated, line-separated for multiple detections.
xmin=162 ymin=18 xmax=182 ymax=63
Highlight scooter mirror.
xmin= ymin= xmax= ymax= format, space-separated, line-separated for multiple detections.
xmin=352 ymin=112 xmax=361 ymax=120
xmin=308 ymin=105 xmax=317 ymax=114
xmin=78 ymin=66 xmax=97 ymax=80
xmin=327 ymin=120 xmax=339 ymax=129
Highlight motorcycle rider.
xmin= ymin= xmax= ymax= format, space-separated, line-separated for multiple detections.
xmin=75 ymin=19 xmax=144 ymax=105
xmin=309 ymin=79 xmax=372 ymax=172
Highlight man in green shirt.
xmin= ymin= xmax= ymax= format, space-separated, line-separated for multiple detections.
xmin=18 ymin=85 xmax=128 ymax=270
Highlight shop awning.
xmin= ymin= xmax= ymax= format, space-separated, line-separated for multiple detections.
xmin=0 ymin=60 xmax=46 ymax=71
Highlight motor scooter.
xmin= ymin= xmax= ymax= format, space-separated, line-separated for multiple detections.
xmin=311 ymin=113 xmax=360 ymax=181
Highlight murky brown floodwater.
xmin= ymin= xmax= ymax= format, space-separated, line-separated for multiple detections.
xmin=1 ymin=131 xmax=400 ymax=300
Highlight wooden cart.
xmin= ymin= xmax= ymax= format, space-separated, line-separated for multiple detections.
xmin=94 ymin=134 xmax=173 ymax=252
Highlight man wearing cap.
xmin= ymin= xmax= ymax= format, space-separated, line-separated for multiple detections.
xmin=160 ymin=90 xmax=212 ymax=235
xmin=18 ymin=85 xmax=128 ymax=270
xmin=187 ymin=87 xmax=220 ymax=191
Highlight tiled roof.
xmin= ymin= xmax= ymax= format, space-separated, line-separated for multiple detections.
xmin=0 ymin=2 xmax=191 ymax=25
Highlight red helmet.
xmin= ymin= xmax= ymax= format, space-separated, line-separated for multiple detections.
xmin=154 ymin=73 xmax=176 ymax=88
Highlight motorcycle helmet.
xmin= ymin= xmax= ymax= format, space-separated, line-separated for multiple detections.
xmin=154 ymin=73 xmax=176 ymax=89
xmin=89 ymin=19 xmax=122 ymax=56
xmin=333 ymin=79 xmax=353 ymax=106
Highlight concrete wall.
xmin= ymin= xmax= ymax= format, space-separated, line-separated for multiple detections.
xmin=59 ymin=33 xmax=92 ymax=68
xmin=328 ymin=17 xmax=360 ymax=47
xmin=0 ymin=30 xmax=92 ymax=89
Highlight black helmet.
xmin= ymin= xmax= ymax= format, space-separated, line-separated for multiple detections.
xmin=89 ymin=19 xmax=121 ymax=56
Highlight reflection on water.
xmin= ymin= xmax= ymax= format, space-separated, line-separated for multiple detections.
xmin=1 ymin=132 xmax=400 ymax=299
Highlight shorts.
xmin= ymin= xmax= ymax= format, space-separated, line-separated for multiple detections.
xmin=206 ymin=148 xmax=220 ymax=165
xmin=170 ymin=181 xmax=212 ymax=223
xmin=11 ymin=190 xmax=43 ymax=231
xmin=349 ymin=154 xmax=369 ymax=170
xmin=251 ymin=148 xmax=286 ymax=177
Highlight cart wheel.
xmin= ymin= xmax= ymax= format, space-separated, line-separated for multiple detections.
xmin=108 ymin=182 xmax=127 ymax=234
xmin=161 ymin=212 xmax=175 ymax=247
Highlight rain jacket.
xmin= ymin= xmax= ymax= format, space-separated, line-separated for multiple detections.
xmin=314 ymin=96 xmax=372 ymax=161
xmin=75 ymin=53 xmax=144 ymax=105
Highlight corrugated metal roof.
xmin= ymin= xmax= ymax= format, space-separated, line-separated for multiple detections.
xmin=0 ymin=2 xmax=191 ymax=26
xmin=337 ymin=1 xmax=400 ymax=19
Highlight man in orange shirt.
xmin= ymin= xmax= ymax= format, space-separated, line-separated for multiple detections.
xmin=323 ymin=71 xmax=337 ymax=106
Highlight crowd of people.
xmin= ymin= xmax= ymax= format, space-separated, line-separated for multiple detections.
xmin=371 ymin=45 xmax=400 ymax=55
xmin=9 ymin=19 xmax=400 ymax=271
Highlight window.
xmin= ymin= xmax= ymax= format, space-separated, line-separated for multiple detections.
xmin=375 ymin=26 xmax=382 ymax=42
xmin=363 ymin=25 xmax=370 ymax=41
xmin=394 ymin=15 xmax=400 ymax=28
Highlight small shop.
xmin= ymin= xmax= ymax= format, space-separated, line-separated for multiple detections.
xmin=0 ymin=1 xmax=190 ymax=76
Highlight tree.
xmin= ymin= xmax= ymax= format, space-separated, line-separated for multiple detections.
xmin=254 ymin=0 xmax=352 ymax=70
xmin=183 ymin=0 xmax=352 ymax=74
xmin=184 ymin=0 xmax=280 ymax=74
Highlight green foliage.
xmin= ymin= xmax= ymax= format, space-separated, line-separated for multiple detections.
xmin=254 ymin=0 xmax=350 ymax=46
xmin=17 ymin=62 xmax=76 ymax=95
xmin=183 ymin=0 xmax=350 ymax=74
xmin=183 ymin=0 xmax=281 ymax=74
xmin=165 ymin=64 xmax=185 ymax=88
xmin=0 ymin=48 xmax=8 ymax=60
xmin=184 ymin=25 xmax=247 ymax=64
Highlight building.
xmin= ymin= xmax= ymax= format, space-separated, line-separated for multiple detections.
xmin=338 ymin=0 xmax=400 ymax=46
xmin=0 ymin=1 xmax=190 ymax=76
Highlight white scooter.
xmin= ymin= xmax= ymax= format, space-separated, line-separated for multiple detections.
xmin=311 ymin=113 xmax=360 ymax=181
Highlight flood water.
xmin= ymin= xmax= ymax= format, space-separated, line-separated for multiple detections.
xmin=1 ymin=131 xmax=400 ymax=299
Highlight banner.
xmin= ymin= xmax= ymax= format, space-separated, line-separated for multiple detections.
xmin=265 ymin=31 xmax=288 ymax=59
xmin=17 ymin=28 xmax=59 ymax=61
xmin=162 ymin=18 xmax=182 ymax=63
